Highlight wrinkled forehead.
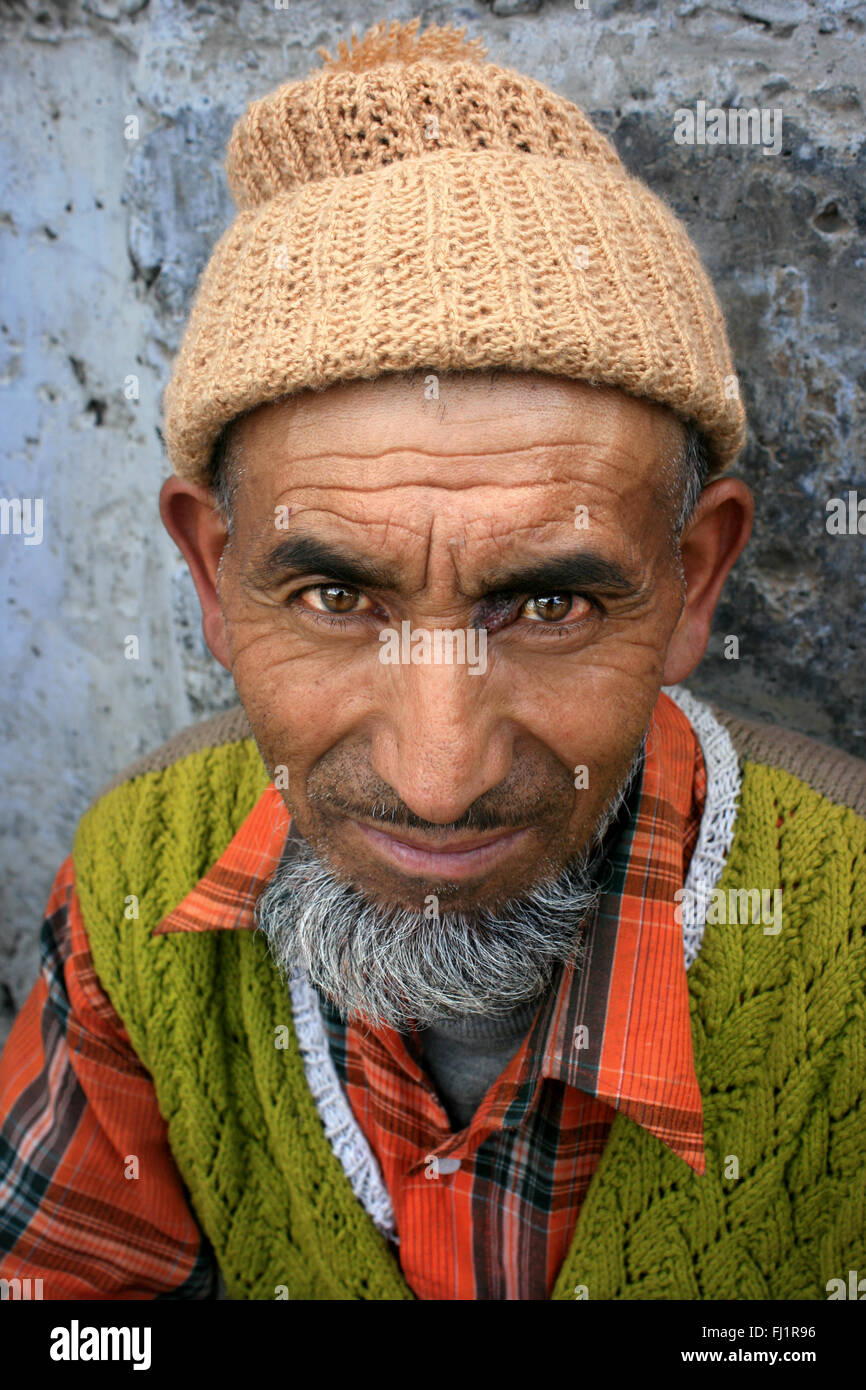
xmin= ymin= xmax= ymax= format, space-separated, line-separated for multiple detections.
xmin=230 ymin=373 xmax=684 ymax=556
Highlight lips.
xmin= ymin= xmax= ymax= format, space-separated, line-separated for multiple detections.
xmin=348 ymin=819 xmax=531 ymax=880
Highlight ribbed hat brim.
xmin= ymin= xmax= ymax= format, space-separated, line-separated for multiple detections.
xmin=163 ymin=148 xmax=746 ymax=485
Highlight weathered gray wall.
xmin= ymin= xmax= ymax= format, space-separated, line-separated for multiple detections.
xmin=1 ymin=0 xmax=864 ymax=1048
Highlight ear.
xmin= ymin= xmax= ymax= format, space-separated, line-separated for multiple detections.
xmin=662 ymin=477 xmax=754 ymax=685
xmin=159 ymin=475 xmax=232 ymax=671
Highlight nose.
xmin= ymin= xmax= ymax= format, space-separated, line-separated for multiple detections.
xmin=369 ymin=657 xmax=513 ymax=826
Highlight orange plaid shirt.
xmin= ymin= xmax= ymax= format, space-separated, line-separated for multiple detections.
xmin=0 ymin=691 xmax=706 ymax=1299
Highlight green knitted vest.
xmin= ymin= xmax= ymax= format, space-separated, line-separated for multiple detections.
xmin=72 ymin=733 xmax=865 ymax=1300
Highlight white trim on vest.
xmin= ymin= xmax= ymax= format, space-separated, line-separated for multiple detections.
xmin=662 ymin=684 xmax=743 ymax=970
xmin=289 ymin=966 xmax=398 ymax=1241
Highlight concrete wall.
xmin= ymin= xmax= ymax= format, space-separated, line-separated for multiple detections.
xmin=1 ymin=0 xmax=864 ymax=1047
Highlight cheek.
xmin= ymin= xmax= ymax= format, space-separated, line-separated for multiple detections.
xmin=501 ymin=654 xmax=658 ymax=823
xmin=226 ymin=622 xmax=361 ymax=786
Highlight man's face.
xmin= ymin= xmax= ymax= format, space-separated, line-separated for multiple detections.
xmin=216 ymin=372 xmax=686 ymax=919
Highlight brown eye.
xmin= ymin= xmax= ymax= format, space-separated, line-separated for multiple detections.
xmin=522 ymin=593 xmax=581 ymax=622
xmin=303 ymin=584 xmax=371 ymax=615
xmin=322 ymin=585 xmax=359 ymax=613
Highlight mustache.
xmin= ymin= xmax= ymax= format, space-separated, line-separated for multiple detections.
xmin=307 ymin=793 xmax=538 ymax=835
xmin=304 ymin=735 xmax=648 ymax=838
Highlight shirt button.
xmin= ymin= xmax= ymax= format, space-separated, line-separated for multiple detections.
xmin=422 ymin=1154 xmax=462 ymax=1179
xmin=437 ymin=1157 xmax=461 ymax=1175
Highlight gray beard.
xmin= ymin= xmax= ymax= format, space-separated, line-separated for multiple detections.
xmin=254 ymin=739 xmax=645 ymax=1032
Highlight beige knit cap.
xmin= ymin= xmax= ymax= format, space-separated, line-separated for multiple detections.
xmin=162 ymin=16 xmax=747 ymax=487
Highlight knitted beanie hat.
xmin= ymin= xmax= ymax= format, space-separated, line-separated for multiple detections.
xmin=161 ymin=16 xmax=747 ymax=487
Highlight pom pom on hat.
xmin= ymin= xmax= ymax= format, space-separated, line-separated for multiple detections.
xmin=315 ymin=16 xmax=489 ymax=73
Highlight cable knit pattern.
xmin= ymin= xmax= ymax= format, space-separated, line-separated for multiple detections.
xmin=161 ymin=16 xmax=746 ymax=486
xmin=73 ymin=711 xmax=865 ymax=1300
xmin=74 ymin=744 xmax=410 ymax=1301
xmin=553 ymin=755 xmax=866 ymax=1300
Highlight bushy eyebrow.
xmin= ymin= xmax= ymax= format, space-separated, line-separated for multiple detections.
xmin=246 ymin=532 xmax=639 ymax=598
xmin=475 ymin=552 xmax=639 ymax=596
xmin=245 ymin=535 xmax=399 ymax=591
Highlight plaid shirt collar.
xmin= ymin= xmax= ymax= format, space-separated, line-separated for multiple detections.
xmin=155 ymin=691 xmax=706 ymax=1175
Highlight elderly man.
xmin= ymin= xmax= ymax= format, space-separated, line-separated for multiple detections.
xmin=1 ymin=18 xmax=863 ymax=1303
